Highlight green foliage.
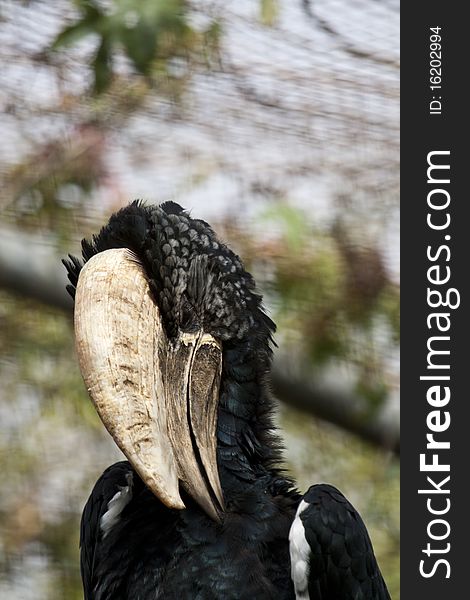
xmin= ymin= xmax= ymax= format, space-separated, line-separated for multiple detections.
xmin=51 ymin=0 xmax=219 ymax=93
xmin=0 ymin=292 xmax=108 ymax=598
xmin=6 ymin=0 xmax=221 ymax=224
xmin=260 ymin=0 xmax=279 ymax=26
xmin=235 ymin=203 xmax=400 ymax=408
xmin=261 ymin=204 xmax=311 ymax=252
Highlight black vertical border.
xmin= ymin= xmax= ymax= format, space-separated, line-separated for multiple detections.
xmin=401 ymin=5 xmax=467 ymax=598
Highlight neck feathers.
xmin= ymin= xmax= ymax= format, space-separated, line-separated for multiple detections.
xmin=216 ymin=342 xmax=288 ymax=502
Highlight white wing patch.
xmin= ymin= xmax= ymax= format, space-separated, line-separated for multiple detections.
xmin=100 ymin=472 xmax=133 ymax=538
xmin=289 ymin=499 xmax=311 ymax=600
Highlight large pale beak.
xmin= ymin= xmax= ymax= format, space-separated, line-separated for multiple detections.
xmin=74 ymin=248 xmax=224 ymax=521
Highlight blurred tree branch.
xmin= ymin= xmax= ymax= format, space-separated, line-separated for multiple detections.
xmin=0 ymin=222 xmax=399 ymax=456
xmin=272 ymin=359 xmax=399 ymax=456
xmin=0 ymin=224 xmax=73 ymax=312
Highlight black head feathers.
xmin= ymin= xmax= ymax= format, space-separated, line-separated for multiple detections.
xmin=63 ymin=201 xmax=275 ymax=349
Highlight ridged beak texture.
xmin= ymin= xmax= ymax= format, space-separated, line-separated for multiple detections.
xmin=74 ymin=248 xmax=224 ymax=522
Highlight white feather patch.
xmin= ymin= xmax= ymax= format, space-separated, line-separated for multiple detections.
xmin=289 ymin=499 xmax=311 ymax=600
xmin=100 ymin=473 xmax=133 ymax=538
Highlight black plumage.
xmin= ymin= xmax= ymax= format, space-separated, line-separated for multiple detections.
xmin=64 ymin=201 xmax=391 ymax=599
xmin=297 ymin=485 xmax=391 ymax=599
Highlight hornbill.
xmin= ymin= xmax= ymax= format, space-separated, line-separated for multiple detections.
xmin=63 ymin=201 xmax=391 ymax=600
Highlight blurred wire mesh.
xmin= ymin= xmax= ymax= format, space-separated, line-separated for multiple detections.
xmin=0 ymin=0 xmax=399 ymax=228
xmin=0 ymin=1 xmax=399 ymax=598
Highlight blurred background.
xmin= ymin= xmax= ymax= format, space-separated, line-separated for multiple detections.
xmin=0 ymin=0 xmax=399 ymax=598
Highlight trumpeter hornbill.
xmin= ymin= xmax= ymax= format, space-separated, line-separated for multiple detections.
xmin=64 ymin=201 xmax=391 ymax=600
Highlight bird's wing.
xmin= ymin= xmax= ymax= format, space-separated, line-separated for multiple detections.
xmin=80 ymin=461 xmax=135 ymax=600
xmin=289 ymin=484 xmax=391 ymax=600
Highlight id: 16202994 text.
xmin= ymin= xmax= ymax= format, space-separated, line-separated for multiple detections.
xmin=429 ymin=26 xmax=442 ymax=115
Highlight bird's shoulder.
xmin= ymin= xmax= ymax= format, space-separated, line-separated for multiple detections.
xmin=80 ymin=461 xmax=176 ymax=599
xmin=80 ymin=462 xmax=132 ymax=599
xmin=289 ymin=483 xmax=391 ymax=600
